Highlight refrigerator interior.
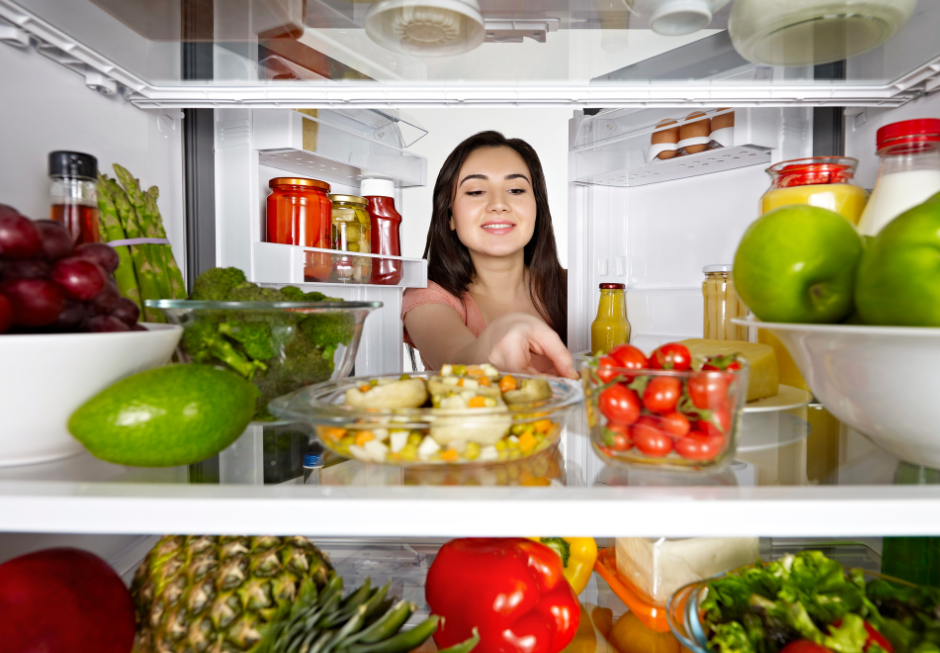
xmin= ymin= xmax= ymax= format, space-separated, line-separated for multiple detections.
xmin=5 ymin=0 xmax=940 ymax=615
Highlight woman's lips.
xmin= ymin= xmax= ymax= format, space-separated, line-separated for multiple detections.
xmin=481 ymin=222 xmax=515 ymax=235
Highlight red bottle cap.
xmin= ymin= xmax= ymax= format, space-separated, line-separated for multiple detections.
xmin=765 ymin=157 xmax=858 ymax=188
xmin=876 ymin=119 xmax=940 ymax=155
xmin=599 ymin=283 xmax=625 ymax=290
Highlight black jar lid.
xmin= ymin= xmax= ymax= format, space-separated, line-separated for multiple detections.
xmin=49 ymin=151 xmax=98 ymax=179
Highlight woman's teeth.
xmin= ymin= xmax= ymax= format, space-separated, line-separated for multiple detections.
xmin=482 ymin=223 xmax=513 ymax=230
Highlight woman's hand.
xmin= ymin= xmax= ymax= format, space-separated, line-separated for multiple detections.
xmin=477 ymin=313 xmax=577 ymax=379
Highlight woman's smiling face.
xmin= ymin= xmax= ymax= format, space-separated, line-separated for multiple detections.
xmin=450 ymin=145 xmax=537 ymax=260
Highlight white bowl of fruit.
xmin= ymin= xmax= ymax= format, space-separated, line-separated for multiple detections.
xmin=0 ymin=205 xmax=181 ymax=466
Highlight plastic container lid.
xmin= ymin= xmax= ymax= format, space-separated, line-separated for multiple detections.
xmin=765 ymin=157 xmax=858 ymax=188
xmin=270 ymin=177 xmax=330 ymax=191
xmin=49 ymin=151 xmax=97 ymax=179
xmin=599 ymin=283 xmax=625 ymax=290
xmin=703 ymin=264 xmax=732 ymax=273
xmin=303 ymin=452 xmax=324 ymax=467
xmin=360 ymin=178 xmax=396 ymax=198
xmin=876 ymin=119 xmax=940 ymax=154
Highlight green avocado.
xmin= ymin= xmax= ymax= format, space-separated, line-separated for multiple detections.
xmin=68 ymin=364 xmax=258 ymax=467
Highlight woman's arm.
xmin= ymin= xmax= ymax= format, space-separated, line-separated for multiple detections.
xmin=405 ymin=304 xmax=577 ymax=378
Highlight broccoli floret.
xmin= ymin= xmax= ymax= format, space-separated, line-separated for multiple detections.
xmin=252 ymin=332 xmax=334 ymax=420
xmin=279 ymin=286 xmax=306 ymax=301
xmin=218 ymin=321 xmax=276 ymax=360
xmin=298 ymin=312 xmax=356 ymax=363
xmin=226 ymin=285 xmax=284 ymax=302
xmin=181 ymin=319 xmax=268 ymax=379
xmin=192 ymin=267 xmax=248 ymax=301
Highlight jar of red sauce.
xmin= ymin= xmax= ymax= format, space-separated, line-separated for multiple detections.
xmin=265 ymin=177 xmax=332 ymax=248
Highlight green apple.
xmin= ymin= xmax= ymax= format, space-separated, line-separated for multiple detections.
xmin=856 ymin=198 xmax=940 ymax=326
xmin=733 ymin=205 xmax=864 ymax=323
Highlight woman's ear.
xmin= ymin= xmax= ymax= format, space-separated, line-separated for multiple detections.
xmin=449 ymin=211 xmax=455 ymax=231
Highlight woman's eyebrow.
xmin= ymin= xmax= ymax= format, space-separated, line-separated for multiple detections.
xmin=458 ymin=173 xmax=487 ymax=186
xmin=506 ymin=173 xmax=530 ymax=184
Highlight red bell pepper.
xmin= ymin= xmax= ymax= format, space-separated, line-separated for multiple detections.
xmin=426 ymin=538 xmax=581 ymax=653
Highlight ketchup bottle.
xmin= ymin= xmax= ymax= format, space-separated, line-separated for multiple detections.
xmin=361 ymin=178 xmax=403 ymax=285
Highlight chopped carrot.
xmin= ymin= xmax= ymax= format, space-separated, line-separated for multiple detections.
xmin=359 ymin=384 xmax=371 ymax=393
xmin=478 ymin=377 xmax=492 ymax=387
xmin=467 ymin=367 xmax=486 ymax=377
xmin=499 ymin=375 xmax=518 ymax=392
xmin=457 ymin=379 xmax=465 ymax=387
xmin=440 ymin=449 xmax=459 ymax=462
xmin=533 ymin=419 xmax=553 ymax=434
xmin=468 ymin=396 xmax=487 ymax=408
xmin=322 ymin=427 xmax=346 ymax=441
xmin=518 ymin=431 xmax=538 ymax=453
xmin=355 ymin=431 xmax=375 ymax=446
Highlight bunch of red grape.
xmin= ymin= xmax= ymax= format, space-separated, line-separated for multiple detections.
xmin=0 ymin=204 xmax=142 ymax=334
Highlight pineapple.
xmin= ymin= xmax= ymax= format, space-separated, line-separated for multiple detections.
xmin=132 ymin=535 xmax=438 ymax=653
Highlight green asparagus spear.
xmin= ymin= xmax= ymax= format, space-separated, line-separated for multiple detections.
xmin=107 ymin=177 xmax=165 ymax=323
xmin=144 ymin=185 xmax=187 ymax=299
xmin=96 ymin=177 xmax=143 ymax=313
xmin=113 ymin=164 xmax=173 ymax=300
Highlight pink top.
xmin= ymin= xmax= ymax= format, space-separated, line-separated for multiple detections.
xmin=402 ymin=281 xmax=556 ymax=374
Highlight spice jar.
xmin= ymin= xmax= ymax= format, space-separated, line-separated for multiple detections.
xmin=760 ymin=157 xmax=867 ymax=225
xmin=702 ymin=265 xmax=747 ymax=341
xmin=329 ymin=194 xmax=372 ymax=282
xmin=49 ymin=151 xmax=100 ymax=245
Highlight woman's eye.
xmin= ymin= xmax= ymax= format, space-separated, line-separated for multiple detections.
xmin=465 ymin=190 xmax=484 ymax=196
xmin=508 ymin=188 xmax=526 ymax=195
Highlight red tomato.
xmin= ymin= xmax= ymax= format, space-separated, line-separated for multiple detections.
xmin=696 ymin=403 xmax=732 ymax=438
xmin=598 ymin=385 xmax=641 ymax=425
xmin=632 ymin=416 xmax=674 ymax=457
xmin=607 ymin=422 xmax=633 ymax=451
xmin=649 ymin=343 xmax=692 ymax=371
xmin=780 ymin=642 xmax=833 ymax=653
xmin=596 ymin=355 xmax=622 ymax=384
xmin=642 ymin=376 xmax=682 ymax=414
xmin=831 ymin=620 xmax=894 ymax=653
xmin=660 ymin=411 xmax=691 ymax=438
xmin=609 ymin=344 xmax=649 ymax=376
xmin=675 ymin=431 xmax=725 ymax=460
xmin=687 ymin=372 xmax=730 ymax=410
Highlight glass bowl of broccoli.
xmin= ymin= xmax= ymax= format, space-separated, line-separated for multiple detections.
xmin=146 ymin=267 xmax=381 ymax=420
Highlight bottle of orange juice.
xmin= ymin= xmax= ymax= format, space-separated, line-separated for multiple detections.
xmin=591 ymin=283 xmax=631 ymax=355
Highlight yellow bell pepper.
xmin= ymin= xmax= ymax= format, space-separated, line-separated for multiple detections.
xmin=528 ymin=537 xmax=598 ymax=596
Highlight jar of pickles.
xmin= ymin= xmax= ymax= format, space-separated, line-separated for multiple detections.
xmin=329 ymin=194 xmax=372 ymax=282
xmin=703 ymin=265 xmax=748 ymax=341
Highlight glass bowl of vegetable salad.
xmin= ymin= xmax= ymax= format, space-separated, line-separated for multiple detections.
xmin=268 ymin=364 xmax=583 ymax=466
xmin=582 ymin=342 xmax=749 ymax=471
xmin=148 ymin=299 xmax=380 ymax=420
xmin=667 ymin=549 xmax=935 ymax=653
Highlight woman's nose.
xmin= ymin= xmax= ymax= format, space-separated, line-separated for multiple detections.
xmin=487 ymin=195 xmax=510 ymax=213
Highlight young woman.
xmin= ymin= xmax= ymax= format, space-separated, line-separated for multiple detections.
xmin=403 ymin=131 xmax=576 ymax=379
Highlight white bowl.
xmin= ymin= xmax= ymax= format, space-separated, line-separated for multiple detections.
xmin=734 ymin=317 xmax=940 ymax=468
xmin=0 ymin=323 xmax=182 ymax=467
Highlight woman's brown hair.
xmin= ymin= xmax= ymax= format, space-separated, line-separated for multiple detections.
xmin=422 ymin=131 xmax=568 ymax=344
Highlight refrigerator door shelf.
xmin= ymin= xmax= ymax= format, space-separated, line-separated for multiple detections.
xmin=252 ymin=242 xmax=428 ymax=288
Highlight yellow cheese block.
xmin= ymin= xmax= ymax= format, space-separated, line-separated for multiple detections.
xmin=679 ymin=339 xmax=779 ymax=402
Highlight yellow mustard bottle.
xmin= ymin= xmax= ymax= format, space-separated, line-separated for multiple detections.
xmin=591 ymin=283 xmax=630 ymax=356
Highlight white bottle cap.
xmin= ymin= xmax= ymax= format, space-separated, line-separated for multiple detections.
xmin=360 ymin=178 xmax=396 ymax=198
xmin=703 ymin=264 xmax=733 ymax=273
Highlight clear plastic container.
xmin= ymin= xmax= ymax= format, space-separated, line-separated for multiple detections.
xmin=702 ymin=265 xmax=747 ymax=341
xmin=858 ymin=118 xmax=940 ymax=236
xmin=583 ymin=356 xmax=749 ymax=471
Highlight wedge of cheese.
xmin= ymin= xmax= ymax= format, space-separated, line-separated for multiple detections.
xmin=615 ymin=537 xmax=760 ymax=605
xmin=680 ymin=339 xmax=779 ymax=402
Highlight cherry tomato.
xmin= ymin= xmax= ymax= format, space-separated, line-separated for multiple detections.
xmin=702 ymin=353 xmax=742 ymax=372
xmin=642 ymin=376 xmax=682 ymax=414
xmin=675 ymin=431 xmax=725 ymax=460
xmin=831 ymin=620 xmax=894 ymax=653
xmin=596 ymin=355 xmax=622 ymax=384
xmin=696 ymin=403 xmax=731 ymax=438
xmin=687 ymin=372 xmax=730 ymax=410
xmin=598 ymin=384 xmax=641 ymax=425
xmin=780 ymin=642 xmax=834 ymax=653
xmin=632 ymin=416 xmax=674 ymax=457
xmin=649 ymin=343 xmax=692 ymax=371
xmin=607 ymin=422 xmax=633 ymax=451
xmin=609 ymin=344 xmax=649 ymax=378
xmin=660 ymin=411 xmax=690 ymax=438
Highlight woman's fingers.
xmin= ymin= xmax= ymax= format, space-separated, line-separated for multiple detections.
xmin=530 ymin=324 xmax=578 ymax=379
